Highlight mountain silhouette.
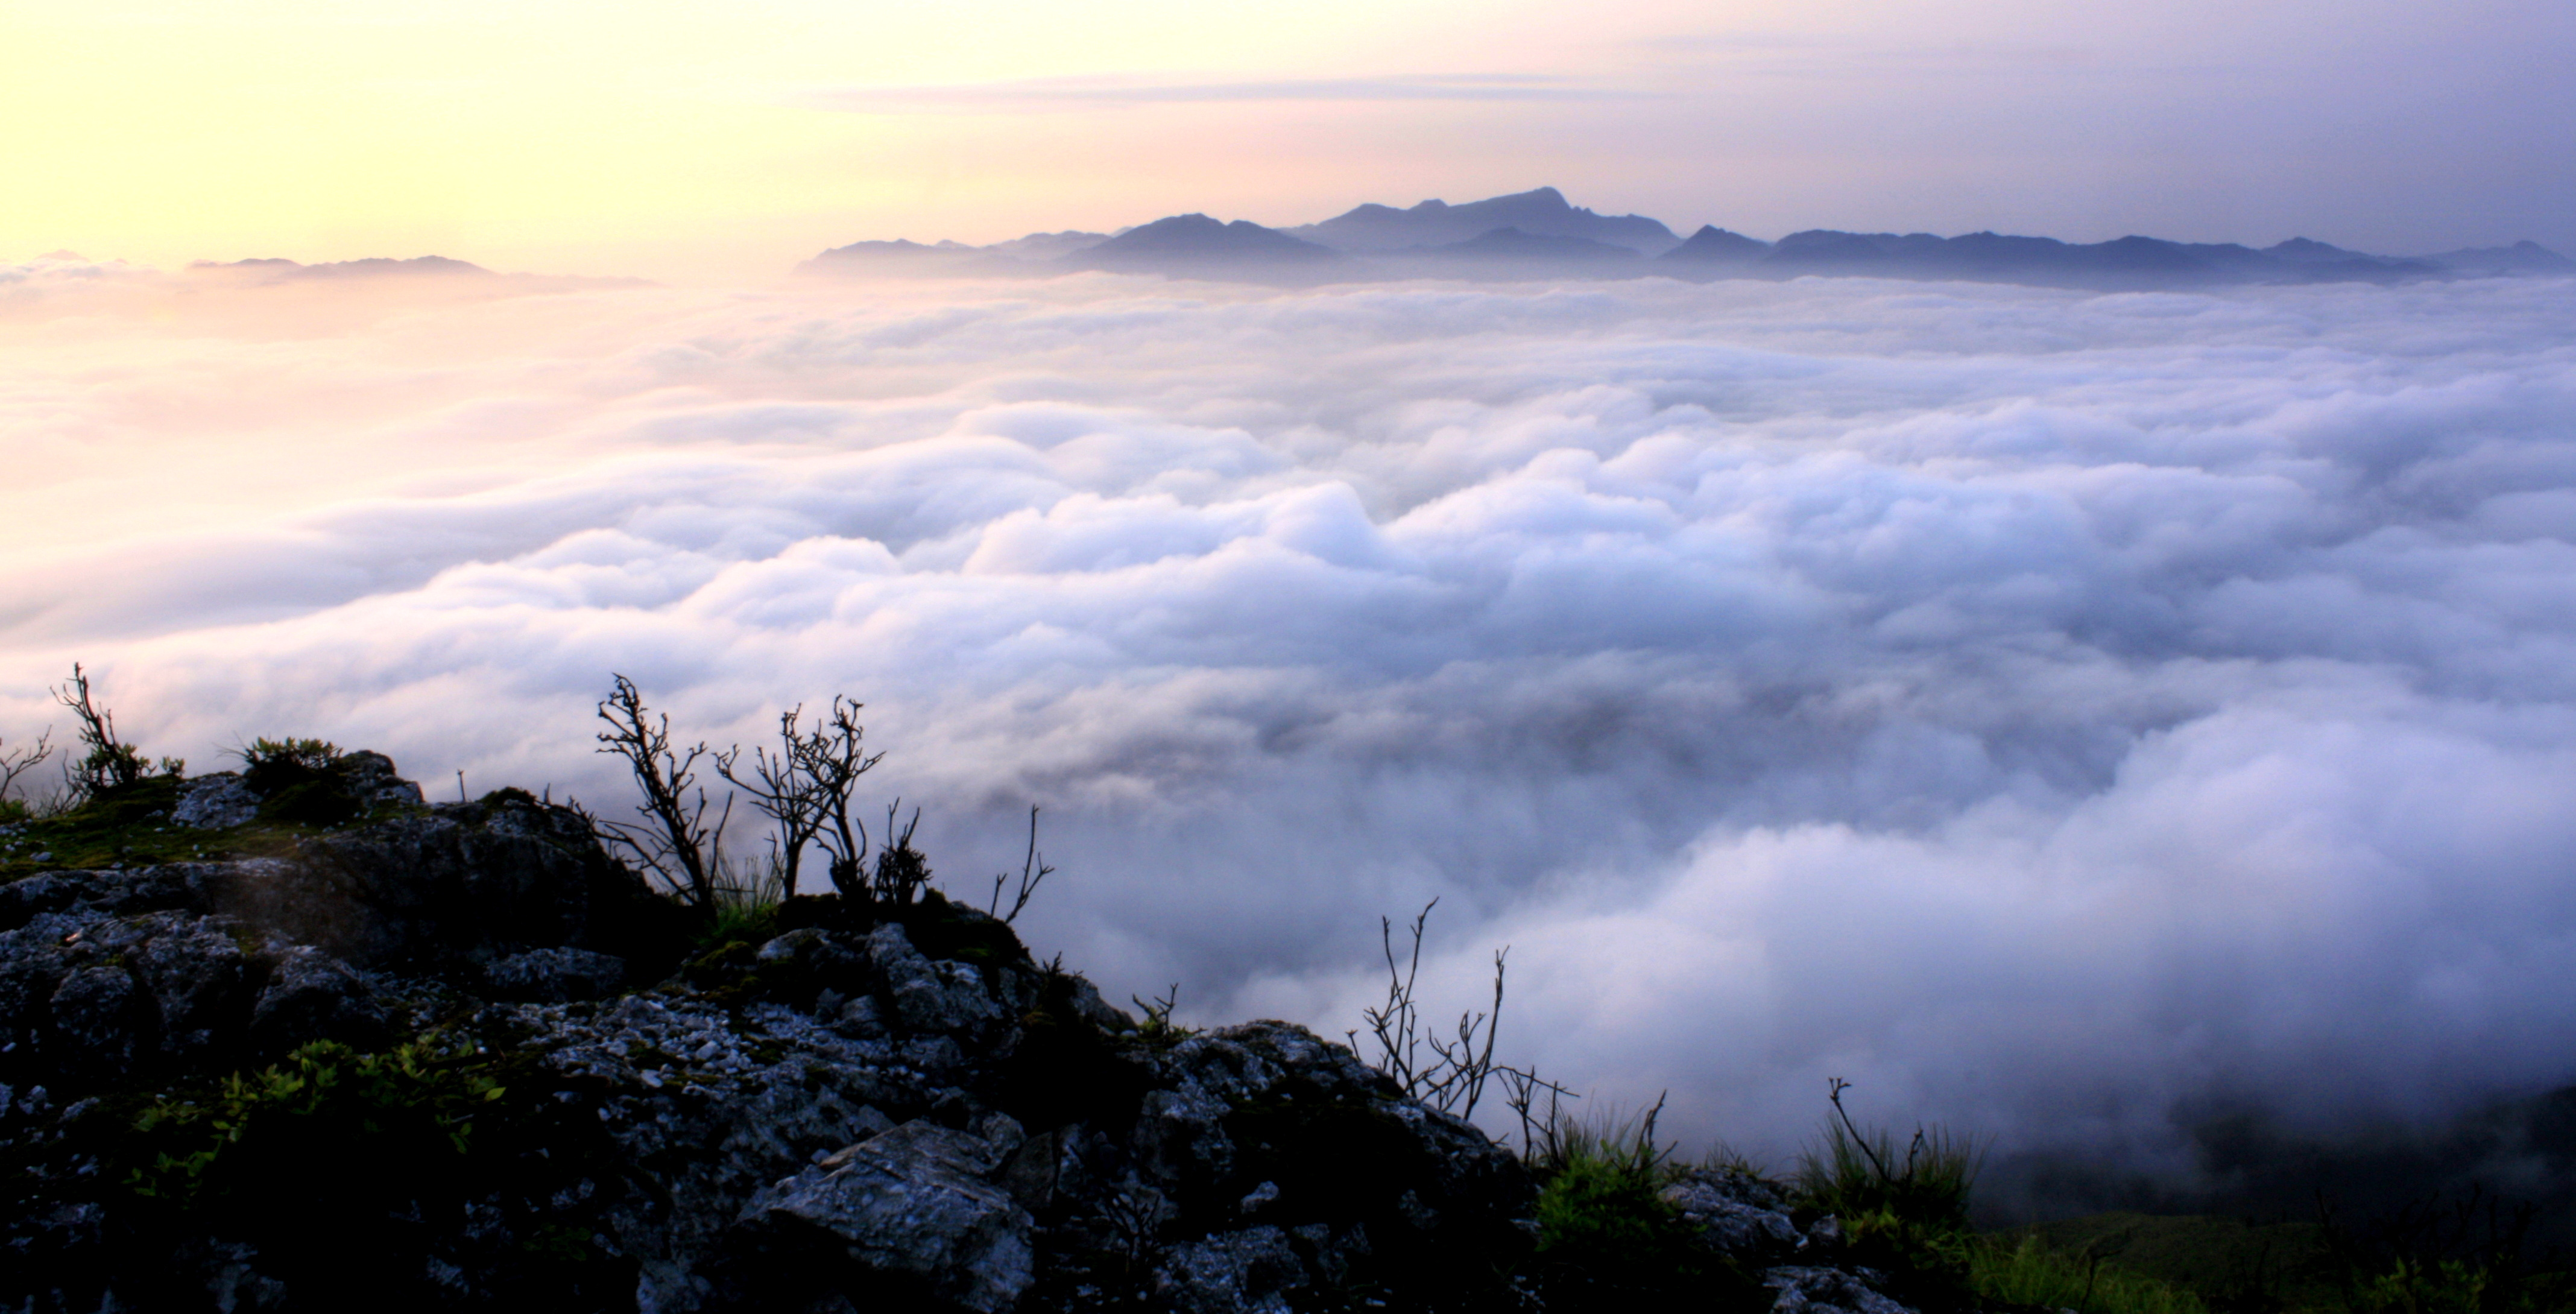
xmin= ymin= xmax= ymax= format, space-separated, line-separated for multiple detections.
xmin=795 ymin=189 xmax=2574 ymax=291
xmin=1290 ymin=187 xmax=1681 ymax=254
xmin=1062 ymin=214 xmax=1346 ymax=280
xmin=1659 ymin=226 xmax=1772 ymax=263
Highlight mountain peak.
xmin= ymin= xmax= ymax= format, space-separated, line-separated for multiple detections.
xmin=1069 ymin=213 xmax=1343 ymax=273
xmin=1293 ymin=186 xmax=1678 ymax=254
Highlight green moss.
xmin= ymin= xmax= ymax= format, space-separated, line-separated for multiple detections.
xmin=48 ymin=1034 xmax=641 ymax=1311
xmin=0 ymin=765 xmax=427 ymax=882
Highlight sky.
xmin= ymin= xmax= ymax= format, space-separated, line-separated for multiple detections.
xmin=5 ymin=259 xmax=2575 ymax=1210
xmin=7 ymin=0 xmax=2575 ymax=280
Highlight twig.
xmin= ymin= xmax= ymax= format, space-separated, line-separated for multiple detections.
xmin=987 ymin=805 xmax=1056 ymax=923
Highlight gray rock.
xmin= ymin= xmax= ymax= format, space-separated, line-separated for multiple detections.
xmin=0 ymin=923 xmax=74 ymax=1049
xmin=47 ymin=965 xmax=144 ymax=1073
xmin=1764 ymin=1265 xmax=1917 ymax=1314
xmin=335 ymin=750 xmax=426 ymax=810
xmin=1802 ymin=1212 xmax=1846 ymax=1256
xmin=1058 ymin=972 xmax=1133 ymax=1032
xmin=172 ymin=773 xmax=261 ymax=829
xmin=482 ymin=946 xmax=628 ymax=1002
xmin=756 ymin=927 xmax=830 ymax=966
xmin=892 ymin=960 xmax=1002 ymax=1035
xmin=742 ymin=1118 xmax=1037 ymax=1313
xmin=248 ymin=947 xmax=386 ymax=1055
xmin=1154 ymin=1225 xmax=1306 ymax=1314
xmin=866 ymin=923 xmax=1002 ymax=1035
xmin=125 ymin=913 xmax=254 ymax=1059
xmin=1662 ymin=1166 xmax=1803 ymax=1261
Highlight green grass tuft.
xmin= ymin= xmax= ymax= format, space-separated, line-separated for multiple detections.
xmin=1972 ymin=1234 xmax=2213 ymax=1314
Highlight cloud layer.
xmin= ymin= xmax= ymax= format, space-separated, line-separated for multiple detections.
xmin=6 ymin=262 xmax=2575 ymax=1197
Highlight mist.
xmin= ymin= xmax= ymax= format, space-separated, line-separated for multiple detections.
xmin=6 ymin=253 xmax=2575 ymax=1211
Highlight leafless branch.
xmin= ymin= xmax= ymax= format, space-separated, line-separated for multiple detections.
xmin=796 ymin=697 xmax=886 ymax=899
xmin=1357 ymin=899 xmax=1510 ymax=1120
xmin=987 ymin=806 xmax=1056 ymax=923
xmin=718 ymin=705 xmax=829 ymax=899
xmin=0 ymin=728 xmax=54 ymax=803
xmin=592 ymin=674 xmax=731 ymax=907
xmin=52 ymin=663 xmax=171 ymax=798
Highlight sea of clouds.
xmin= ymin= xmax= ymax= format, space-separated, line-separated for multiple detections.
xmin=6 ymin=254 xmax=2575 ymax=1204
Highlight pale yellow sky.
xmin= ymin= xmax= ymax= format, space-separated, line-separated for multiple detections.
xmin=8 ymin=0 xmax=2572 ymax=281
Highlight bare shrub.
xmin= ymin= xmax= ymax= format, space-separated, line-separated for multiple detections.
xmin=592 ymin=674 xmax=731 ymax=907
xmin=791 ymin=698 xmax=886 ymax=900
xmin=868 ymin=802 xmax=933 ymax=905
xmin=0 ymin=728 xmax=54 ymax=812
xmin=1354 ymin=899 xmax=1507 ymax=1121
xmin=52 ymin=663 xmax=180 ymax=799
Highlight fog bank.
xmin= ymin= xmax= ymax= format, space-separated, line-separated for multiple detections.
xmin=7 ymin=257 xmax=2575 ymax=1204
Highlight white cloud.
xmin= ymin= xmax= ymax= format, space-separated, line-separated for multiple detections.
xmin=4 ymin=268 xmax=2575 ymax=1190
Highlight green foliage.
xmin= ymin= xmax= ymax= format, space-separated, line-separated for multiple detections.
xmin=686 ymin=851 xmax=783 ymax=954
xmin=237 ymin=736 xmax=372 ymax=824
xmin=0 ymin=773 xmax=195 ymax=876
xmin=1130 ymin=982 xmax=1198 ymax=1049
xmin=2329 ymin=1254 xmax=2576 ymax=1314
xmin=239 ymin=735 xmax=344 ymax=772
xmin=1972 ymin=1234 xmax=2213 ymax=1314
xmin=1795 ymin=1116 xmax=1980 ymax=1233
xmin=81 ymin=1036 xmax=637 ymax=1310
xmin=124 ymin=1040 xmax=504 ymax=1206
xmin=1531 ymin=1105 xmax=1761 ymax=1312
xmin=1791 ymin=1082 xmax=1983 ymax=1306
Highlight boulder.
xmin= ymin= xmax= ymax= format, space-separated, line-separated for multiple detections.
xmin=1661 ymin=1164 xmax=1804 ymax=1263
xmin=46 ymin=964 xmax=145 ymax=1075
xmin=738 ymin=1117 xmax=1038 ymax=1313
xmin=124 ymin=912 xmax=256 ymax=1060
xmin=482 ymin=946 xmax=628 ymax=1002
xmin=1764 ymin=1265 xmax=1919 ymax=1314
xmin=172 ymin=772 xmax=261 ymax=829
xmin=248 ymin=946 xmax=387 ymax=1055
xmin=1152 ymin=1225 xmax=1306 ymax=1314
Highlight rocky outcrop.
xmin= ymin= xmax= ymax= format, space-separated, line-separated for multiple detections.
xmin=0 ymin=761 xmax=1544 ymax=1313
xmin=0 ymin=757 xmax=1931 ymax=1313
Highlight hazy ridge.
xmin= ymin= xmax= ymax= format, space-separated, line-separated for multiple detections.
xmin=798 ymin=185 xmax=2575 ymax=290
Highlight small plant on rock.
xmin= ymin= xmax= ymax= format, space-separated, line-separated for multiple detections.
xmin=52 ymin=663 xmax=181 ymax=800
xmin=1131 ymin=983 xmax=1196 ymax=1049
xmin=868 ymin=800 xmax=934 ymax=905
xmin=1531 ymin=1098 xmax=1718 ymax=1312
xmin=1797 ymin=1078 xmax=1982 ymax=1305
xmin=238 ymin=736 xmax=342 ymax=772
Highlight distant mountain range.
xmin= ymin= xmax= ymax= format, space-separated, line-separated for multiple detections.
xmin=800 ymin=186 xmax=2574 ymax=291
xmin=186 ymin=256 xmax=650 ymax=290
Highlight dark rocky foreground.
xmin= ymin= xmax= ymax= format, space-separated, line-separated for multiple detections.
xmin=0 ymin=757 xmax=1948 ymax=1313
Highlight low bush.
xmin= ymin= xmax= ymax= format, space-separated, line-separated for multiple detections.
xmin=1529 ymin=1103 xmax=1766 ymax=1311
xmin=1792 ymin=1081 xmax=1983 ymax=1306
xmin=1972 ymin=1233 xmax=2212 ymax=1314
